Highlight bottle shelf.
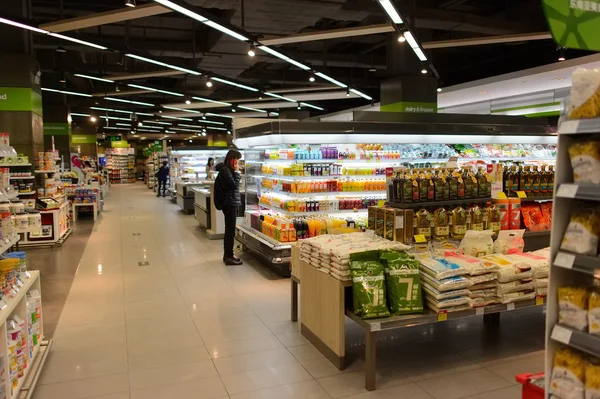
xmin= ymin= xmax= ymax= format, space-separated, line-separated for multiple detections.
xmin=261 ymin=190 xmax=387 ymax=198
xmin=257 ymin=174 xmax=386 ymax=181
xmin=259 ymin=205 xmax=368 ymax=217
xmin=386 ymin=197 xmax=493 ymax=209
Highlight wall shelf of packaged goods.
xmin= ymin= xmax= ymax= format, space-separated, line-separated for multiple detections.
xmin=545 ymin=117 xmax=600 ymax=396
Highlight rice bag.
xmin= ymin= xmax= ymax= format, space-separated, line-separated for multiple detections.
xmin=380 ymin=251 xmax=423 ymax=315
xmin=509 ymin=253 xmax=549 ymax=278
xmin=444 ymin=253 xmax=500 ymax=275
xmin=586 ymin=362 xmax=600 ymax=399
xmin=588 ymin=291 xmax=600 ymax=337
xmin=482 ymin=254 xmax=533 ymax=283
xmin=425 ymin=296 xmax=470 ymax=312
xmin=569 ymin=140 xmax=600 ymax=184
xmin=349 ymin=251 xmax=390 ymax=319
xmin=420 ymin=272 xmax=470 ymax=292
xmin=466 ymin=273 xmax=497 ymax=286
xmin=469 ymin=281 xmax=497 ymax=291
xmin=459 ymin=230 xmax=494 ymax=258
xmin=561 ymin=208 xmax=600 ymax=256
xmin=497 ymin=281 xmax=534 ymax=295
xmin=422 ymin=282 xmax=469 ymax=301
xmin=470 ymin=296 xmax=498 ymax=307
xmin=536 ymin=287 xmax=547 ymax=297
xmin=551 ymin=347 xmax=586 ymax=399
xmin=493 ymin=230 xmax=526 ymax=255
xmin=497 ymin=291 xmax=536 ymax=304
xmin=419 ymin=257 xmax=469 ymax=280
xmin=568 ymin=68 xmax=600 ymax=120
xmin=534 ymin=278 xmax=548 ymax=288
xmin=558 ymin=286 xmax=589 ymax=331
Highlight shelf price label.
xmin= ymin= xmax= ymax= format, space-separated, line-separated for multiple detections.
xmin=516 ymin=191 xmax=528 ymax=199
xmin=414 ymin=235 xmax=427 ymax=243
xmin=535 ymin=296 xmax=545 ymax=306
xmin=371 ymin=322 xmax=381 ymax=332
xmin=557 ymin=184 xmax=579 ymax=198
xmin=437 ymin=310 xmax=448 ymax=322
xmin=496 ymin=192 xmax=508 ymax=199
xmin=551 ymin=325 xmax=573 ymax=345
xmin=554 ymin=252 xmax=575 ymax=269
xmin=377 ymin=200 xmax=385 ymax=207
xmin=507 ymin=303 xmax=516 ymax=311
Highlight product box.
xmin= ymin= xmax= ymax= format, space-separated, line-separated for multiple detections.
xmin=384 ymin=208 xmax=395 ymax=241
xmin=404 ymin=209 xmax=415 ymax=244
xmin=368 ymin=206 xmax=377 ymax=230
xmin=375 ymin=208 xmax=385 ymax=237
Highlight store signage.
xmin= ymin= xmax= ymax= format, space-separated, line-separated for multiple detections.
xmin=71 ymin=135 xmax=97 ymax=144
xmin=43 ymin=122 xmax=70 ymax=136
xmin=105 ymin=147 xmax=134 ymax=155
xmin=111 ymin=140 xmax=129 ymax=148
xmin=380 ymin=101 xmax=437 ymax=113
xmin=106 ymin=135 xmax=122 ymax=142
xmin=0 ymin=87 xmax=43 ymax=116
xmin=543 ymin=0 xmax=600 ymax=51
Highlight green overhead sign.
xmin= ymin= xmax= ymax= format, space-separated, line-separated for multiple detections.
xmin=0 ymin=88 xmax=42 ymax=116
xmin=380 ymin=101 xmax=437 ymax=113
xmin=71 ymin=135 xmax=97 ymax=144
xmin=43 ymin=123 xmax=70 ymax=136
xmin=111 ymin=140 xmax=129 ymax=148
xmin=543 ymin=0 xmax=600 ymax=51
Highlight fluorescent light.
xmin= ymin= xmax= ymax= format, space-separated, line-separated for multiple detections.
xmin=349 ymin=88 xmax=373 ymax=101
xmin=203 ymin=20 xmax=249 ymax=41
xmin=264 ymin=92 xmax=296 ymax=102
xmin=378 ymin=0 xmax=403 ymax=24
xmin=207 ymin=127 xmax=228 ymax=131
xmin=192 ymin=96 xmax=231 ymax=106
xmin=211 ymin=77 xmax=259 ymax=92
xmin=104 ymin=126 xmax=130 ymax=131
xmin=299 ymin=102 xmax=324 ymax=111
xmin=162 ymin=106 xmax=202 ymax=114
xmin=42 ymin=88 xmax=92 ymax=97
xmin=116 ymin=123 xmax=131 ymax=127
xmin=285 ymin=58 xmax=311 ymax=71
xmin=49 ymin=33 xmax=107 ymax=50
xmin=70 ymin=112 xmax=91 ymax=117
xmin=136 ymin=125 xmax=163 ymax=130
xmin=153 ymin=0 xmax=208 ymax=21
xmin=160 ymin=115 xmax=193 ymax=121
xmin=145 ymin=121 xmax=172 ymax=125
xmin=100 ymin=116 xmax=131 ymax=121
xmin=314 ymin=72 xmax=347 ymax=88
xmin=258 ymin=45 xmax=289 ymax=60
xmin=74 ymin=74 xmax=114 ymax=83
xmin=413 ymin=47 xmax=427 ymax=61
xmin=238 ymin=105 xmax=267 ymax=113
xmin=104 ymin=97 xmax=154 ymax=107
xmin=125 ymin=53 xmax=201 ymax=76
xmin=0 ymin=17 xmax=49 ymax=34
xmin=90 ymin=107 xmax=153 ymax=116
xmin=127 ymin=84 xmax=184 ymax=97
xmin=205 ymin=112 xmax=233 ymax=119
xmin=403 ymin=31 xmax=428 ymax=61
xmin=138 ymin=128 xmax=164 ymax=133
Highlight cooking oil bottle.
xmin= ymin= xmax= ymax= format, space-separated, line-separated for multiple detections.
xmin=415 ymin=208 xmax=432 ymax=241
xmin=512 ymin=165 xmax=521 ymax=196
xmin=463 ymin=166 xmax=474 ymax=199
xmin=476 ymin=166 xmax=487 ymax=198
xmin=531 ymin=165 xmax=541 ymax=197
xmin=448 ymin=169 xmax=459 ymax=200
xmin=433 ymin=207 xmax=450 ymax=240
xmin=547 ymin=164 xmax=555 ymax=194
xmin=451 ymin=206 xmax=467 ymax=239
xmin=539 ymin=165 xmax=548 ymax=196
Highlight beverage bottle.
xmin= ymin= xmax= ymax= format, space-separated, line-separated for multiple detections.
xmin=418 ymin=170 xmax=428 ymax=202
xmin=486 ymin=202 xmax=501 ymax=234
xmin=403 ymin=170 xmax=413 ymax=204
xmin=433 ymin=207 xmax=450 ymax=240
xmin=451 ymin=206 xmax=467 ymax=239
xmin=547 ymin=165 xmax=555 ymax=193
xmin=512 ymin=166 xmax=521 ymax=196
xmin=502 ymin=166 xmax=509 ymax=195
xmin=463 ymin=166 xmax=474 ymax=199
xmin=440 ymin=170 xmax=450 ymax=201
xmin=456 ymin=170 xmax=465 ymax=199
xmin=531 ymin=165 xmax=540 ymax=197
xmin=469 ymin=204 xmax=484 ymax=231
xmin=426 ymin=170 xmax=435 ymax=201
xmin=415 ymin=209 xmax=432 ymax=241
xmin=448 ymin=169 xmax=458 ymax=200
xmin=522 ymin=165 xmax=532 ymax=195
xmin=396 ymin=170 xmax=405 ymax=203
xmin=539 ymin=165 xmax=548 ymax=195
xmin=476 ymin=166 xmax=487 ymax=198
xmin=411 ymin=170 xmax=420 ymax=202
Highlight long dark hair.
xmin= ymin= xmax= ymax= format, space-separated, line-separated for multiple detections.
xmin=223 ymin=149 xmax=242 ymax=170
xmin=207 ymin=157 xmax=214 ymax=167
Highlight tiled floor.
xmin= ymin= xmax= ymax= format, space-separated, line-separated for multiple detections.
xmin=32 ymin=184 xmax=545 ymax=399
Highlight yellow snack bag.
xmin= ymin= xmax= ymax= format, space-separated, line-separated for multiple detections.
xmin=561 ymin=208 xmax=600 ymax=256
xmin=551 ymin=348 xmax=585 ymax=399
xmin=568 ymin=68 xmax=600 ymax=120
xmin=558 ymin=287 xmax=589 ymax=331
xmin=586 ymin=362 xmax=600 ymax=399
xmin=590 ymin=291 xmax=600 ymax=337
xmin=569 ymin=141 xmax=600 ymax=184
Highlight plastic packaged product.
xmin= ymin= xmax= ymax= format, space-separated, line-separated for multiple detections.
xmin=482 ymin=254 xmax=532 ymax=282
xmin=425 ymin=296 xmax=470 ymax=313
xmin=561 ymin=208 xmax=600 ymax=256
xmin=509 ymin=198 xmax=522 ymax=230
xmin=588 ymin=291 xmax=600 ymax=337
xmin=432 ymin=208 xmax=450 ymax=240
xmin=550 ymin=347 xmax=586 ymax=399
xmin=470 ymin=295 xmax=498 ymax=307
xmin=534 ymin=278 xmax=548 ymax=288
xmin=569 ymin=140 xmax=600 ymax=184
xmin=380 ymin=251 xmax=423 ymax=315
xmin=420 ymin=272 xmax=470 ymax=292
xmin=536 ymin=287 xmax=548 ymax=297
xmin=541 ymin=202 xmax=553 ymax=223
xmin=469 ymin=288 xmax=498 ymax=298
xmin=586 ymin=362 xmax=600 ymax=399
xmin=493 ymin=230 xmax=526 ymax=255
xmin=497 ymin=291 xmax=536 ymax=304
xmin=567 ymin=67 xmax=600 ymax=120
xmin=466 ymin=273 xmax=497 ymax=286
xmin=497 ymin=281 xmax=534 ymax=295
xmin=419 ymin=257 xmax=469 ymax=280
xmin=469 ymin=281 xmax=497 ymax=291
xmin=444 ymin=253 xmax=499 ymax=275
xmin=349 ymin=251 xmax=390 ymax=319
xmin=422 ymin=282 xmax=469 ymax=301
xmin=559 ymin=287 xmax=589 ymax=331
xmin=508 ymin=252 xmax=549 ymax=278
xmin=522 ymin=204 xmax=550 ymax=232
xmin=459 ymin=230 xmax=494 ymax=258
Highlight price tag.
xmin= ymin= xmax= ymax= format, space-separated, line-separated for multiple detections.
xmin=516 ymin=191 xmax=527 ymax=199
xmin=536 ymin=296 xmax=545 ymax=306
xmin=496 ymin=192 xmax=508 ymax=199
xmin=377 ymin=200 xmax=385 ymax=207
xmin=475 ymin=308 xmax=485 ymax=316
xmin=437 ymin=311 xmax=448 ymax=322
xmin=16 ymin=280 xmax=23 ymax=288
xmin=554 ymin=252 xmax=575 ymax=269
xmin=551 ymin=325 xmax=573 ymax=344
xmin=507 ymin=303 xmax=516 ymax=311
xmin=371 ymin=322 xmax=381 ymax=332
xmin=25 ymin=271 xmax=31 ymax=279
xmin=0 ymin=300 xmax=7 ymax=310
xmin=414 ymin=235 xmax=427 ymax=243
xmin=557 ymin=184 xmax=579 ymax=198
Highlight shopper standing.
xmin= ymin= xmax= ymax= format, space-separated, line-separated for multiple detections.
xmin=155 ymin=161 xmax=169 ymax=197
xmin=214 ymin=150 xmax=242 ymax=265
xmin=206 ymin=157 xmax=215 ymax=180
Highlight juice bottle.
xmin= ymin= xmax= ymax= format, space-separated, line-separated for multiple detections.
xmin=469 ymin=203 xmax=484 ymax=231
xmin=539 ymin=165 xmax=548 ymax=195
xmin=451 ymin=206 xmax=467 ymax=239
xmin=486 ymin=202 xmax=501 ymax=234
xmin=433 ymin=207 xmax=450 ymax=240
xmin=415 ymin=209 xmax=432 ymax=241
xmin=448 ymin=169 xmax=458 ymax=200
xmin=547 ymin=164 xmax=555 ymax=194
xmin=476 ymin=166 xmax=487 ymax=198
xmin=289 ymin=222 xmax=297 ymax=242
xmin=531 ymin=165 xmax=540 ymax=197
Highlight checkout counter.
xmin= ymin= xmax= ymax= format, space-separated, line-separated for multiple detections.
xmin=175 ymin=181 xmax=210 ymax=214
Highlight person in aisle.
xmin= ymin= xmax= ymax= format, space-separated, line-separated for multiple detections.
xmin=206 ymin=157 xmax=215 ymax=179
xmin=155 ymin=161 xmax=169 ymax=197
xmin=215 ymin=150 xmax=243 ymax=265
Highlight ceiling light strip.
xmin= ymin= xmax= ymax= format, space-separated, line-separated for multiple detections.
xmin=127 ymin=84 xmax=184 ymax=97
xmin=49 ymin=33 xmax=107 ymax=50
xmin=299 ymin=103 xmax=324 ymax=111
xmin=403 ymin=32 xmax=428 ymax=62
xmin=349 ymin=88 xmax=373 ymax=101
xmin=160 ymin=115 xmax=193 ymax=121
xmin=125 ymin=54 xmax=201 ymax=76
xmin=264 ymin=92 xmax=295 ymax=102
xmin=314 ymin=73 xmax=347 ymax=88
xmin=74 ymin=74 xmax=114 ymax=83
xmin=238 ymin=105 xmax=267 ymax=113
xmin=210 ymin=77 xmax=259 ymax=92
xmin=104 ymin=97 xmax=155 ymax=107
xmin=192 ymin=96 xmax=232 ymax=106
xmin=42 ymin=88 xmax=92 ymax=97
xmin=70 ymin=112 xmax=91 ymax=117
xmin=377 ymin=0 xmax=404 ymax=24
xmin=162 ymin=106 xmax=202 ymax=114
xmin=205 ymin=112 xmax=233 ymax=119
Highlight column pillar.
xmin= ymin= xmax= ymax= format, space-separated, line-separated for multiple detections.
xmin=71 ymin=123 xmax=98 ymax=160
xmin=43 ymin=105 xmax=72 ymax=167
xmin=381 ymin=33 xmax=438 ymax=113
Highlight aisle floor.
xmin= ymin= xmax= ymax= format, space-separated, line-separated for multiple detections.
xmin=33 ymin=184 xmax=545 ymax=399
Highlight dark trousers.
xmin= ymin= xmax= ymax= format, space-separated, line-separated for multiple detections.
xmin=157 ymin=179 xmax=167 ymax=196
xmin=222 ymin=206 xmax=238 ymax=258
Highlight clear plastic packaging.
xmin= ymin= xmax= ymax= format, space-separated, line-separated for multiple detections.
xmin=558 ymin=287 xmax=589 ymax=332
xmin=561 ymin=208 xmax=600 ymax=256
xmin=459 ymin=230 xmax=494 ymax=258
xmin=569 ymin=140 xmax=600 ymax=184
xmin=567 ymin=68 xmax=600 ymax=120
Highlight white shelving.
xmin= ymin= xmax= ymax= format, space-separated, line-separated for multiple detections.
xmin=258 ymin=174 xmax=386 ymax=181
xmin=9 ymin=177 xmax=34 ymax=181
xmin=545 ymin=117 xmax=600 ymax=395
xmin=261 ymin=190 xmax=387 ymax=198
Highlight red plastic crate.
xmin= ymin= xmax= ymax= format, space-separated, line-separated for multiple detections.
xmin=516 ymin=372 xmax=545 ymax=399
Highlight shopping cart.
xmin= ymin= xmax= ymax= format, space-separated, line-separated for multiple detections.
xmin=516 ymin=373 xmax=545 ymax=399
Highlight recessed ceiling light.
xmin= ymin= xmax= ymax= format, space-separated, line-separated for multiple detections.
xmin=125 ymin=0 xmax=136 ymax=7
xmin=437 ymin=88 xmax=442 ymax=92
xmin=397 ymin=35 xmax=406 ymax=43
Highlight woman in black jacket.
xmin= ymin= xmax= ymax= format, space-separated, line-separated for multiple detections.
xmin=217 ymin=150 xmax=243 ymax=265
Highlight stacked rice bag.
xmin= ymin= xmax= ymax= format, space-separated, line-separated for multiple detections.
xmin=419 ymin=257 xmax=470 ymax=312
xmin=481 ymin=254 xmax=536 ymax=304
xmin=349 ymin=251 xmax=390 ymax=319
xmin=380 ymin=251 xmax=423 ymax=315
xmin=445 ymin=253 xmax=500 ymax=307
xmin=507 ymin=250 xmax=550 ymax=297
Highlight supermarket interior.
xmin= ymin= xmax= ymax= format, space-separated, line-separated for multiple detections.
xmin=0 ymin=1 xmax=599 ymax=398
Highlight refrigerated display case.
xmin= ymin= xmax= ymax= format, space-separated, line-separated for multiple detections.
xmin=234 ymin=112 xmax=558 ymax=277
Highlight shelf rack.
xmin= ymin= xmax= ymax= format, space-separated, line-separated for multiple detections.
xmin=545 ymin=117 xmax=600 ymax=395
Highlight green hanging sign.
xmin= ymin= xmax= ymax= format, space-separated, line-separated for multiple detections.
xmin=542 ymin=0 xmax=600 ymax=51
xmin=72 ymin=135 xmax=97 ymax=144
xmin=43 ymin=122 xmax=70 ymax=136
xmin=380 ymin=101 xmax=437 ymax=113
xmin=0 ymin=88 xmax=43 ymax=116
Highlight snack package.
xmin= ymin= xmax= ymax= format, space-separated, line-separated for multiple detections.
xmin=459 ymin=230 xmax=494 ymax=258
xmin=569 ymin=140 xmax=600 ymax=184
xmin=349 ymin=251 xmax=391 ymax=319
xmin=522 ymin=204 xmax=550 ymax=232
xmin=559 ymin=287 xmax=589 ymax=331
xmin=586 ymin=362 xmax=600 ymax=399
xmin=550 ymin=347 xmax=586 ymax=399
xmin=561 ymin=208 xmax=600 ymax=256
xmin=567 ymin=67 xmax=600 ymax=120
xmin=493 ymin=230 xmax=525 ymax=254
xmin=541 ymin=202 xmax=553 ymax=224
xmin=589 ymin=291 xmax=600 ymax=337
xmin=380 ymin=251 xmax=423 ymax=315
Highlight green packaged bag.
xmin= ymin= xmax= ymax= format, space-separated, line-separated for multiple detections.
xmin=349 ymin=251 xmax=391 ymax=319
xmin=380 ymin=250 xmax=423 ymax=315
